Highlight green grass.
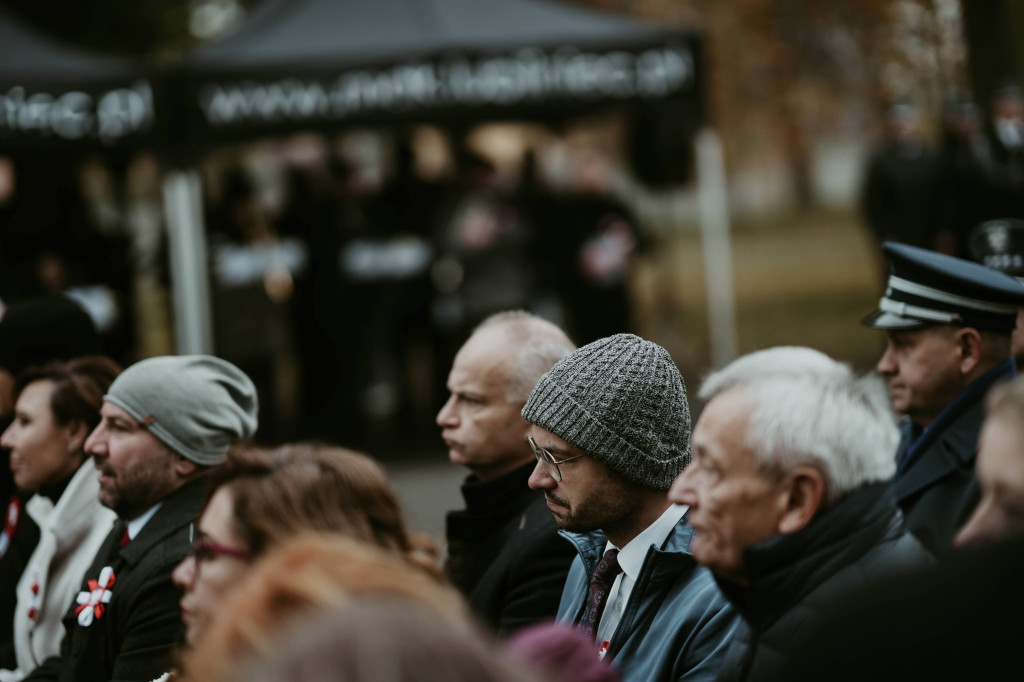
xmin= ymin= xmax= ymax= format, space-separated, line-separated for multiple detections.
xmin=634 ymin=206 xmax=888 ymax=383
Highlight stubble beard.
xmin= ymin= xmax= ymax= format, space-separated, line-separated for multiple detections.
xmin=99 ymin=460 xmax=175 ymax=520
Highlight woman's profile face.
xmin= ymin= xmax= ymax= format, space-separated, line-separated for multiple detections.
xmin=172 ymin=486 xmax=252 ymax=645
xmin=0 ymin=380 xmax=82 ymax=492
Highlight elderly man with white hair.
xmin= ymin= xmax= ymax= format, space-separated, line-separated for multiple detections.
xmin=668 ymin=346 xmax=931 ymax=682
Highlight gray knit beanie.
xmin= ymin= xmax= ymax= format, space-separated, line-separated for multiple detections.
xmin=104 ymin=355 xmax=258 ymax=466
xmin=521 ymin=333 xmax=691 ymax=490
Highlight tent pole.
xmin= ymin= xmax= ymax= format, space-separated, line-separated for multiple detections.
xmin=695 ymin=127 xmax=738 ymax=368
xmin=162 ymin=169 xmax=213 ymax=355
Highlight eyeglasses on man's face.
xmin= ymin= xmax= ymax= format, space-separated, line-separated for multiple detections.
xmin=526 ymin=435 xmax=585 ymax=482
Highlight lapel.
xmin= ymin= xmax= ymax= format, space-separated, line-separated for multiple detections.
xmin=610 ymin=520 xmax=698 ymax=654
xmin=118 ymin=477 xmax=206 ymax=569
xmin=894 ymin=397 xmax=985 ymax=503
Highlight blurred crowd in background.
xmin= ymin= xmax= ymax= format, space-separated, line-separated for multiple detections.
xmin=0 ymin=125 xmax=647 ymax=450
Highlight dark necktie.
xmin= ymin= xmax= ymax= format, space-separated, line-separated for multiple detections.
xmin=577 ymin=548 xmax=622 ymax=641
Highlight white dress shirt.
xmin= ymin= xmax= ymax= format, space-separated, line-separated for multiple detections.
xmin=125 ymin=503 xmax=162 ymax=542
xmin=594 ymin=503 xmax=688 ymax=646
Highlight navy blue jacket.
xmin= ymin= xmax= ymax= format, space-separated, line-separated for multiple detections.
xmin=894 ymin=359 xmax=1015 ymax=554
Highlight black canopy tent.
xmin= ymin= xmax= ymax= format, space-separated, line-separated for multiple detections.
xmin=0 ymin=1 xmax=734 ymax=363
xmin=174 ymin=0 xmax=703 ymax=148
xmin=0 ymin=10 xmax=157 ymax=153
xmin=164 ymin=0 xmax=737 ymax=362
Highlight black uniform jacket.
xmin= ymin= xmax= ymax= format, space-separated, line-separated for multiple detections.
xmin=894 ymin=360 xmax=1014 ymax=554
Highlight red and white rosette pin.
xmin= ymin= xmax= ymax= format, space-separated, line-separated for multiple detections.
xmin=74 ymin=567 xmax=116 ymax=626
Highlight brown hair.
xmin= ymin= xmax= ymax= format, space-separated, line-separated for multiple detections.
xmin=15 ymin=355 xmax=121 ymax=436
xmin=177 ymin=534 xmax=471 ymax=682
xmin=203 ymin=443 xmax=439 ymax=576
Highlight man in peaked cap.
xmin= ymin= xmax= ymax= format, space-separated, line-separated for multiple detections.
xmin=522 ymin=333 xmax=737 ymax=682
xmin=969 ymin=218 xmax=1024 ymax=365
xmin=24 ymin=355 xmax=258 ymax=682
xmin=862 ymin=241 xmax=1024 ymax=554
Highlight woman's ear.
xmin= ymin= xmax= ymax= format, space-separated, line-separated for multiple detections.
xmin=777 ymin=466 xmax=826 ymax=535
xmin=65 ymin=420 xmax=88 ymax=457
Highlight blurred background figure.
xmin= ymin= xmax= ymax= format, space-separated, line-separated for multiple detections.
xmin=549 ymin=150 xmax=644 ymax=345
xmin=968 ymin=218 xmax=1024 ymax=365
xmin=178 ymin=535 xmax=469 ymax=682
xmin=941 ymin=84 xmax=1024 ymax=258
xmin=171 ymin=443 xmax=440 ymax=649
xmin=860 ymin=102 xmax=942 ymax=259
xmin=0 ymin=358 xmax=120 ymax=680
xmin=207 ymin=166 xmax=306 ymax=444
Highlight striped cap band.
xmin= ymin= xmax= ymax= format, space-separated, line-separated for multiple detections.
xmin=886 ymin=275 xmax=1019 ymax=316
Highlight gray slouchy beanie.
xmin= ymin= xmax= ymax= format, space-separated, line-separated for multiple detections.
xmin=104 ymin=355 xmax=258 ymax=465
xmin=521 ymin=333 xmax=691 ymax=490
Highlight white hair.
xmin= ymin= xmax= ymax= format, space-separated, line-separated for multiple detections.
xmin=699 ymin=347 xmax=898 ymax=504
xmin=474 ymin=311 xmax=576 ymax=403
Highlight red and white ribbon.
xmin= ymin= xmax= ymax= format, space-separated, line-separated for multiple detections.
xmin=74 ymin=566 xmax=116 ymax=626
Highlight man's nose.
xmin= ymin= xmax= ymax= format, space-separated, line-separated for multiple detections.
xmin=876 ymin=345 xmax=897 ymax=376
xmin=528 ymin=460 xmax=555 ymax=490
xmin=667 ymin=466 xmax=698 ymax=507
xmin=84 ymin=424 xmax=106 ymax=457
xmin=436 ymin=396 xmax=457 ymax=428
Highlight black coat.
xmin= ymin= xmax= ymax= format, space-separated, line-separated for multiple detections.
xmin=894 ymin=360 xmax=1014 ymax=555
xmin=445 ymin=462 xmax=574 ymax=638
xmin=23 ymin=477 xmax=205 ymax=682
xmin=716 ymin=482 xmax=932 ymax=682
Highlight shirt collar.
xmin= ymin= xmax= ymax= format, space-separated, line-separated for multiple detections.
xmin=605 ymin=503 xmax=687 ymax=580
xmin=125 ymin=502 xmax=162 ymax=541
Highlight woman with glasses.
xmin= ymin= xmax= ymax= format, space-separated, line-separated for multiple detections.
xmin=170 ymin=442 xmax=441 ymax=647
xmin=176 ymin=534 xmax=471 ymax=682
xmin=0 ymin=357 xmax=121 ymax=680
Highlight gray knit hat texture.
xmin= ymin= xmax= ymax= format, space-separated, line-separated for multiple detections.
xmin=104 ymin=355 xmax=258 ymax=466
xmin=521 ymin=333 xmax=691 ymax=490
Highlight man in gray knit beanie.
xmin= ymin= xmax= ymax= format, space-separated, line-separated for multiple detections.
xmin=24 ymin=355 xmax=258 ymax=682
xmin=523 ymin=333 xmax=736 ymax=682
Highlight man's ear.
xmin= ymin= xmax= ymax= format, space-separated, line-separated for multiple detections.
xmin=777 ymin=465 xmax=825 ymax=535
xmin=172 ymin=454 xmax=198 ymax=479
xmin=955 ymin=328 xmax=984 ymax=375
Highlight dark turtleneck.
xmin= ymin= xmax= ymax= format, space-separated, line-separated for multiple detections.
xmin=445 ymin=461 xmax=538 ymax=596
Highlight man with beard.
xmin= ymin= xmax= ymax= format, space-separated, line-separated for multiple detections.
xmin=862 ymin=242 xmax=1024 ymax=553
xmin=523 ymin=333 xmax=737 ymax=682
xmin=437 ymin=311 xmax=577 ymax=637
xmin=23 ymin=355 xmax=257 ymax=682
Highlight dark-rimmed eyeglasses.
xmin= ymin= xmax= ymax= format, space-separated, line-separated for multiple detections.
xmin=527 ymin=435 xmax=584 ymax=482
